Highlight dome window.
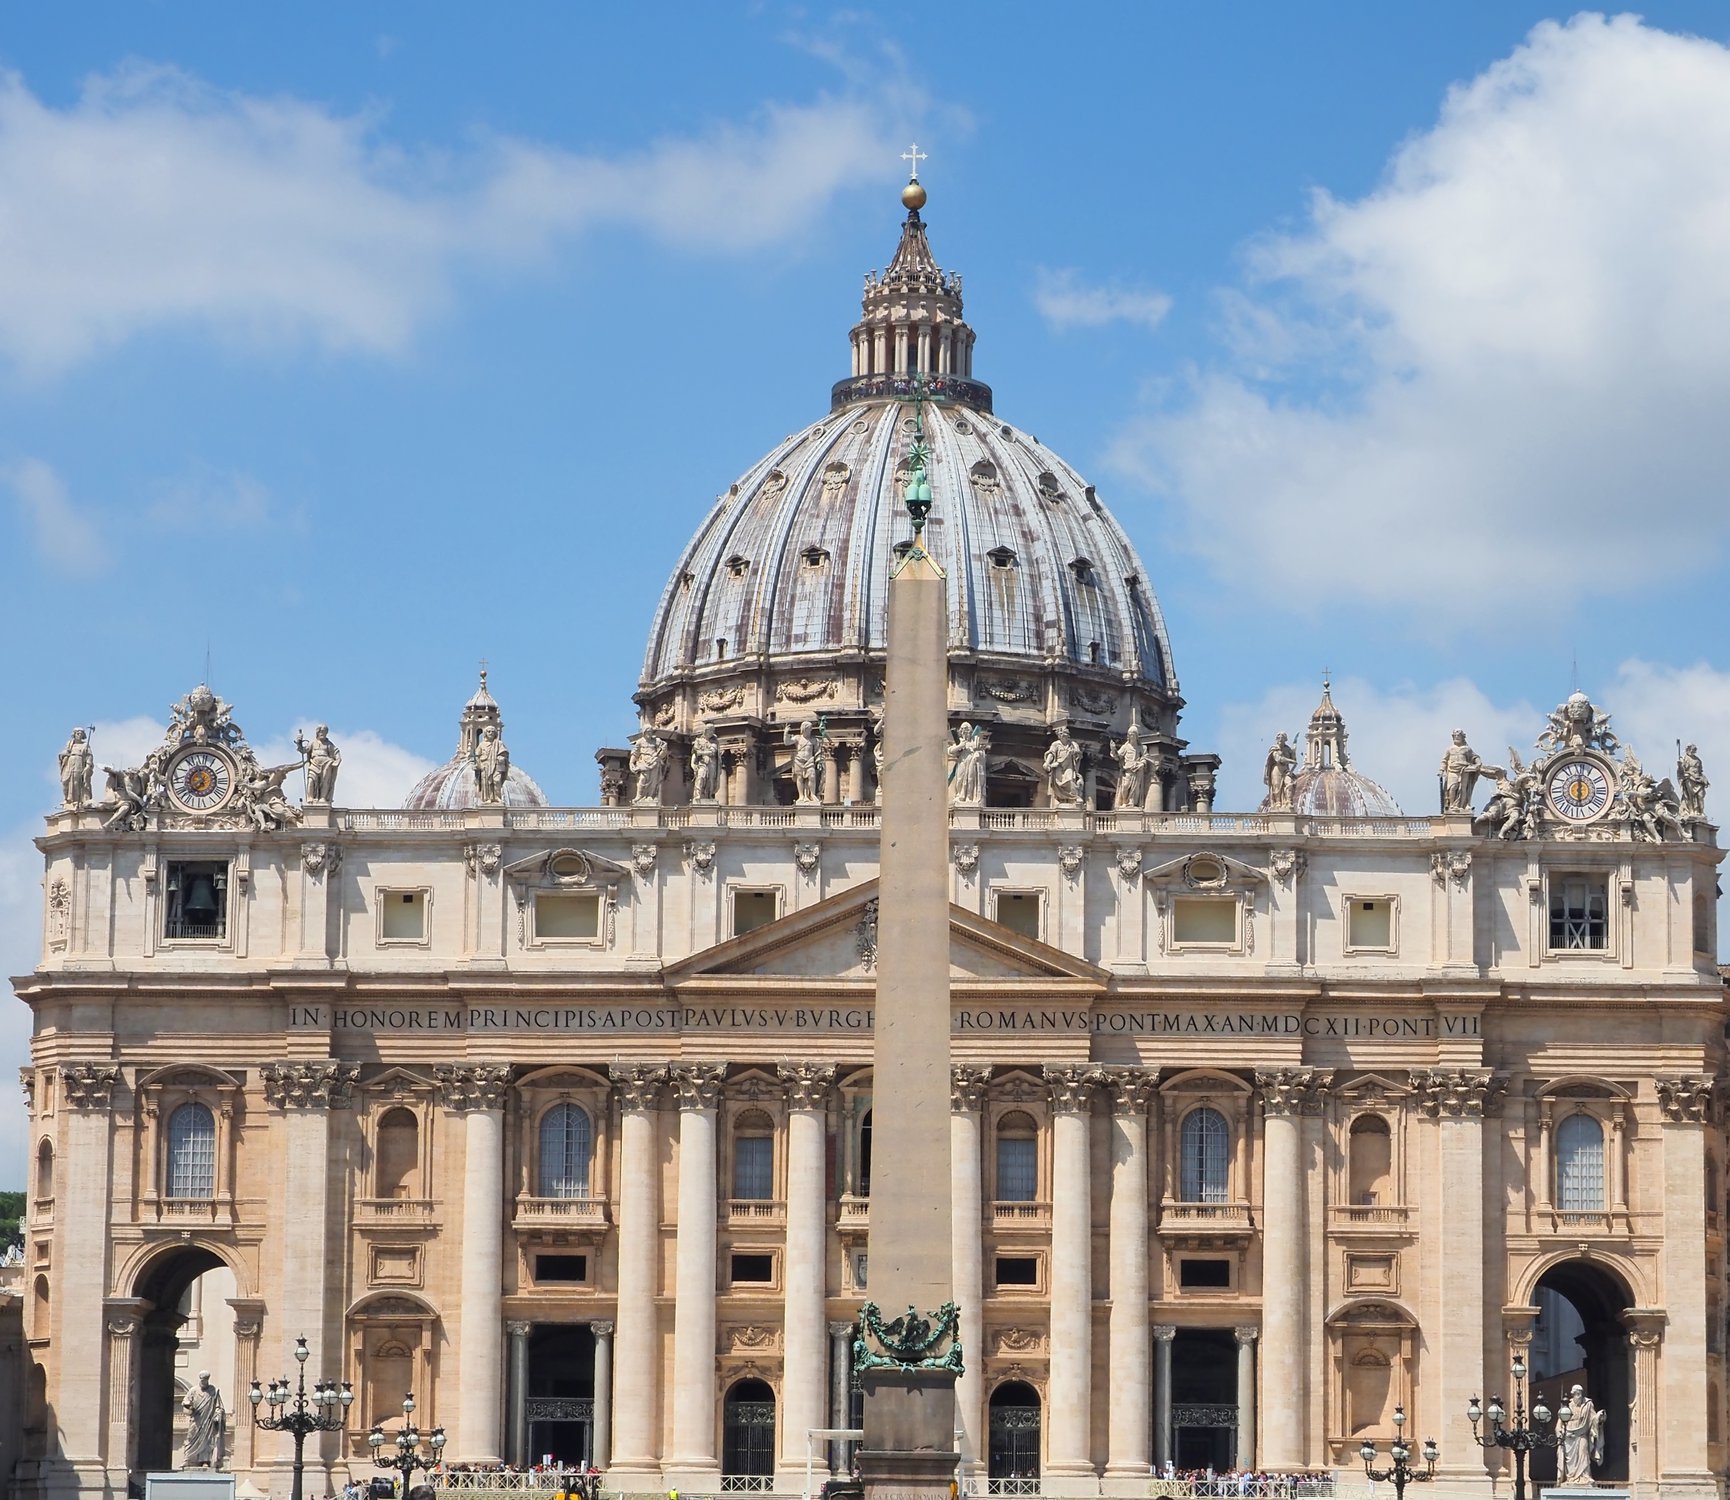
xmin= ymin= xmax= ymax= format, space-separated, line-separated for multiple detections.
xmin=679 ymin=571 xmax=695 ymax=591
xmin=987 ymin=546 xmax=1018 ymax=571
xmin=1088 ymin=640 xmax=1102 ymax=664
xmin=725 ymin=555 xmax=751 ymax=579
xmin=715 ymin=638 xmax=728 ymax=660
xmin=892 ymin=540 xmax=914 ymax=560
xmin=1038 ymin=472 xmax=1064 ymax=504
xmin=969 ymin=461 xmax=1001 ymax=499
xmin=1069 ymin=557 xmax=1095 ymax=582
xmin=802 ymin=546 xmax=831 ymax=570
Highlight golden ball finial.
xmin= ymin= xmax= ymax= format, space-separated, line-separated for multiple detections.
xmin=901 ymin=178 xmax=927 ymax=211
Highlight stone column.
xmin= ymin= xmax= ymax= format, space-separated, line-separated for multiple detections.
xmin=1657 ymin=1078 xmax=1715 ymax=1482
xmin=55 ymin=1063 xmax=120 ymax=1474
xmin=229 ymin=1300 xmax=266 ymax=1481
xmin=1234 ymin=1328 xmax=1259 ymax=1469
xmin=951 ymin=1066 xmax=990 ymax=1477
xmin=668 ymin=1063 xmax=725 ymax=1484
xmin=1046 ymin=1066 xmax=1101 ymax=1488
xmin=591 ymin=1320 xmax=615 ymax=1472
xmin=1623 ymin=1310 xmax=1665 ymax=1487
xmin=1105 ymin=1071 xmax=1155 ymax=1489
xmin=830 ymin=1320 xmax=856 ymax=1471
xmin=432 ymin=1063 xmax=510 ymax=1464
xmin=103 ymin=1299 xmax=145 ymax=1484
xmin=779 ymin=1065 xmax=837 ymax=1484
xmin=1254 ymin=1068 xmax=1326 ymax=1470
xmin=1153 ymin=1326 xmax=1176 ymax=1471
xmin=822 ymin=745 xmax=842 ymax=805
xmin=507 ymin=1321 xmax=532 ymax=1467
xmin=609 ymin=1065 xmax=667 ymax=1485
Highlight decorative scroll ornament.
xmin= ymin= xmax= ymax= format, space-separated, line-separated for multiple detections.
xmin=852 ymin=1300 xmax=964 ymax=1376
xmin=611 ymin=1063 xmax=667 ymax=1111
xmin=668 ymin=1062 xmax=726 ymax=1111
xmin=1116 ymin=847 xmax=1145 ymax=883
xmin=685 ymin=841 xmax=717 ymax=878
xmin=1655 ymin=1075 xmax=1715 ymax=1123
xmin=698 ymin=684 xmax=744 ymax=714
xmin=951 ymin=1064 xmax=991 ymax=1113
xmin=1430 ymin=851 xmax=1472 ymax=888
xmin=855 ymin=898 xmax=879 ymax=971
xmin=302 ymin=842 xmax=341 ymax=880
xmin=779 ymin=1062 xmax=836 ymax=1111
xmin=1069 ymin=685 xmax=1115 ymax=716
xmin=1044 ymin=1064 xmax=1104 ymax=1113
xmin=1058 ymin=846 xmax=1084 ymax=883
xmin=431 ymin=1062 xmax=510 ymax=1110
xmin=776 ymin=676 xmax=839 ymax=704
xmin=462 ymin=842 xmax=502 ymax=879
xmin=61 ymin=1061 xmax=122 ymax=1109
xmin=261 ymin=1060 xmax=359 ymax=1109
xmin=47 ymin=878 xmax=70 ymax=948
xmin=1537 ymin=691 xmax=1619 ymax=756
xmin=952 ymin=843 xmax=980 ymax=880
xmin=1268 ymin=848 xmax=1305 ymax=888
xmin=979 ymin=677 xmax=1038 ymax=704
xmin=631 ymin=844 xmax=658 ymax=879
xmin=794 ymin=842 xmax=821 ymax=881
xmin=1255 ymin=1066 xmax=1332 ymax=1117
xmin=1411 ymin=1068 xmax=1502 ymax=1118
xmin=1105 ymin=1068 xmax=1157 ymax=1115
xmin=20 ymin=1066 xmax=35 ymax=1112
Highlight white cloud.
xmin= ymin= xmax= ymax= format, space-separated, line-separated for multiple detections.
xmin=0 ymin=62 xmax=909 ymax=375
xmin=1034 ymin=267 xmax=1172 ymax=334
xmin=5 ymin=457 xmax=109 ymax=574
xmin=1111 ymin=15 xmax=1730 ymax=622
xmin=250 ymin=726 xmax=438 ymax=809
xmin=144 ymin=465 xmax=282 ymax=532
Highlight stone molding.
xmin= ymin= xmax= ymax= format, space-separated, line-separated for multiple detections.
xmin=779 ymin=1062 xmax=836 ymax=1111
xmin=19 ymin=1066 xmax=34 ymax=1113
xmin=1104 ymin=1068 xmax=1157 ymax=1115
xmin=1255 ymin=1066 xmax=1331 ymax=1117
xmin=1232 ymin=1326 xmax=1259 ymax=1345
xmin=590 ymin=1320 xmax=615 ymax=1339
xmin=301 ymin=841 xmax=341 ymax=880
xmin=951 ymin=1064 xmax=992 ymax=1113
xmin=1430 ymin=850 xmax=1472 ymax=888
xmin=262 ymin=1060 xmax=360 ymax=1109
xmin=1152 ymin=1324 xmax=1177 ymax=1343
xmin=611 ymin=1063 xmax=668 ymax=1111
xmin=463 ymin=842 xmax=503 ymax=879
xmin=1655 ymin=1075 xmax=1716 ymax=1123
xmin=431 ymin=1062 xmax=511 ymax=1111
xmin=1411 ymin=1068 xmax=1502 ymax=1118
xmin=60 ymin=1061 xmax=123 ymax=1109
xmin=1043 ymin=1064 xmax=1103 ymax=1114
xmin=668 ymin=1062 xmax=727 ymax=1112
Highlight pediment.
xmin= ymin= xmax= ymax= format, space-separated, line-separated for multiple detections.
xmin=1141 ymin=850 xmax=1268 ymax=889
xmin=503 ymin=847 xmax=632 ymax=888
xmin=663 ymin=878 xmax=1107 ymax=988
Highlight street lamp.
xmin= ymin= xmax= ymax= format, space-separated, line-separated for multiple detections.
xmin=1359 ymin=1404 xmax=1437 ymax=1498
xmin=250 ymin=1335 xmax=353 ymax=1500
xmin=1467 ymin=1352 xmax=1566 ymax=1500
xmin=368 ymin=1392 xmax=447 ymax=1493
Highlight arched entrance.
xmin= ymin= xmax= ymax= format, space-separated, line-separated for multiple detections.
xmin=721 ymin=1377 xmax=776 ymax=1486
xmin=987 ymin=1381 xmax=1041 ymax=1491
xmin=1528 ymin=1258 xmax=1633 ymax=1484
xmin=133 ymin=1245 xmax=229 ymax=1474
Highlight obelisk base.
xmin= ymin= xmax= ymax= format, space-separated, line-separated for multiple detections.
xmin=857 ymin=1370 xmax=960 ymax=1500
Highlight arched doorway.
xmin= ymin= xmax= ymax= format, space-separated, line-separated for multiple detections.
xmin=133 ymin=1245 xmax=229 ymax=1473
xmin=1528 ymin=1259 xmax=1633 ymax=1484
xmin=722 ymin=1377 xmax=776 ymax=1487
xmin=987 ymin=1381 xmax=1041 ymax=1491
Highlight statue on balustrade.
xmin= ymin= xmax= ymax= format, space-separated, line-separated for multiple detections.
xmin=58 ymin=728 xmax=94 ymax=808
xmin=1438 ymin=728 xmax=1482 ymax=813
xmin=1678 ymin=742 xmax=1709 ymax=819
xmin=785 ymin=718 xmax=822 ymax=804
xmin=690 ymin=724 xmax=721 ymax=802
xmin=946 ymin=721 xmax=987 ymax=805
xmin=474 ymin=724 xmax=512 ymax=804
xmin=629 ymin=730 xmax=668 ymax=805
xmin=1043 ymin=723 xmax=1083 ymax=807
xmin=1264 ymin=731 xmax=1297 ymax=811
xmin=296 ymin=724 xmax=342 ymax=802
xmin=1111 ymin=723 xmax=1152 ymax=810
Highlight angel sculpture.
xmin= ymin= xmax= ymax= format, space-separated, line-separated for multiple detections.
xmin=239 ymin=759 xmax=305 ymax=832
xmin=1617 ymin=748 xmax=1684 ymax=842
xmin=1473 ymin=748 xmax=1538 ymax=841
xmin=100 ymin=763 xmax=151 ymax=831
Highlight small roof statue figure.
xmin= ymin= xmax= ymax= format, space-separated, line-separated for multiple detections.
xmin=180 ymin=1369 xmax=225 ymax=1469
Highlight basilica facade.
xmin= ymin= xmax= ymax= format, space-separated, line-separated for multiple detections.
xmin=12 ymin=183 xmax=1729 ymax=1500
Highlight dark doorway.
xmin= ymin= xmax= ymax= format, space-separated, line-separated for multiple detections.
xmin=1528 ymin=1260 xmax=1633 ymax=1484
xmin=986 ymin=764 xmax=1038 ymax=810
xmin=987 ymin=1380 xmax=1041 ymax=1487
xmin=1170 ymin=1329 xmax=1238 ymax=1470
xmin=133 ymin=1246 xmax=227 ymax=1475
xmin=722 ymin=1377 xmax=777 ymax=1483
xmin=526 ymin=1324 xmax=596 ymax=1467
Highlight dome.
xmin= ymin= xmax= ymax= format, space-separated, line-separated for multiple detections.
xmin=1260 ymin=680 xmax=1403 ymax=818
xmin=405 ymin=671 xmax=548 ymax=810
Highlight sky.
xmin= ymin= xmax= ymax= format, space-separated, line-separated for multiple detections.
xmin=4 ymin=4 xmax=1730 ymax=1182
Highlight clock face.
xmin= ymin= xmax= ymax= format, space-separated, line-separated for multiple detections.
xmin=168 ymin=748 xmax=234 ymax=814
xmin=1546 ymin=757 xmax=1612 ymax=823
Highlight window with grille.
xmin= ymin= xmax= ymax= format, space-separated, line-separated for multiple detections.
xmin=538 ymin=1103 xmax=593 ymax=1199
xmin=1556 ymin=1113 xmax=1606 ymax=1212
xmin=1179 ymin=1106 xmax=1230 ymax=1203
xmin=734 ymin=1132 xmax=773 ymax=1200
xmin=995 ymin=1114 xmax=1038 ymax=1201
xmin=167 ymin=1102 xmax=217 ymax=1199
xmin=1549 ymin=876 xmax=1608 ymax=950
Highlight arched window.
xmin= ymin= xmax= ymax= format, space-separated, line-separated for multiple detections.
xmin=375 ymin=1108 xmax=420 ymax=1199
xmin=167 ymin=1102 xmax=216 ymax=1200
xmin=1556 ymin=1113 xmax=1606 ymax=1212
xmin=722 ymin=1377 xmax=776 ymax=1480
xmin=995 ymin=1112 xmax=1038 ymax=1203
xmin=32 ymin=1275 xmax=49 ymax=1338
xmin=1347 ymin=1349 xmax=1392 ymax=1435
xmin=538 ymin=1103 xmax=594 ymax=1200
xmin=988 ymin=1381 xmax=1042 ymax=1482
xmin=1347 ymin=1115 xmax=1393 ymax=1206
xmin=858 ymin=1110 xmax=873 ymax=1198
xmin=1179 ymin=1106 xmax=1229 ymax=1204
xmin=734 ymin=1111 xmax=774 ymax=1200
xmin=35 ymin=1139 xmax=53 ymax=1202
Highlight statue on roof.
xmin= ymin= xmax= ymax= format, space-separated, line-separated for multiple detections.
xmin=1616 ymin=749 xmax=1683 ymax=842
xmin=474 ymin=724 xmax=511 ymax=804
xmin=1111 ymin=724 xmax=1153 ymax=811
xmin=237 ymin=754 xmax=303 ymax=832
xmin=785 ymin=718 xmax=823 ymax=804
xmin=690 ymin=723 xmax=721 ymax=803
xmin=58 ymin=727 xmax=94 ymax=809
xmin=1438 ymin=729 xmax=1484 ymax=814
xmin=1043 ymin=724 xmax=1084 ymax=807
xmin=629 ymin=729 xmax=668 ymax=805
xmin=1537 ymin=691 xmax=1618 ymax=756
xmin=1678 ymin=743 xmax=1708 ymax=820
xmin=1263 ymin=732 xmax=1297 ymax=812
xmin=947 ymin=722 xmax=987 ymax=806
xmin=295 ymin=725 xmax=341 ymax=803
xmin=1473 ymin=749 xmax=1538 ymax=841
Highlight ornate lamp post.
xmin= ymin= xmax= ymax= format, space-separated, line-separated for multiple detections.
xmin=250 ymin=1335 xmax=353 ymax=1500
xmin=1359 ymin=1404 xmax=1437 ymax=1498
xmin=368 ymin=1392 xmax=447 ymax=1493
xmin=1468 ymin=1352 xmax=1566 ymax=1500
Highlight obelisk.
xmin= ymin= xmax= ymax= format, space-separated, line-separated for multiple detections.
xmin=855 ymin=303 xmax=961 ymax=1500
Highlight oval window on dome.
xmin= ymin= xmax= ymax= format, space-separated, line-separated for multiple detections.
xmin=1069 ymin=557 xmax=1095 ymax=582
xmin=1038 ymin=472 xmax=1065 ymax=504
xmin=725 ymin=555 xmax=750 ymax=579
xmin=969 ymin=461 xmax=1001 ymax=499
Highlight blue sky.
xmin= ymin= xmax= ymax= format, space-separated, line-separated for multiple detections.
xmin=4 ymin=4 xmax=1730 ymax=1178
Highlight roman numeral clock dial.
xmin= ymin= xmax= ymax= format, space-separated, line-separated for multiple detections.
xmin=167 ymin=748 xmax=235 ymax=814
xmin=1545 ymin=756 xmax=1612 ymax=823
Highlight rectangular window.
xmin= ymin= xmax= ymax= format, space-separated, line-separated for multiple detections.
xmin=995 ymin=1255 xmax=1039 ymax=1287
xmin=163 ymin=862 xmax=228 ymax=941
xmin=534 ymin=1253 xmax=588 ymax=1284
xmin=1172 ymin=896 xmax=1237 ymax=946
xmin=732 ymin=889 xmax=778 ymax=937
xmin=1178 ymin=1258 xmax=1232 ymax=1290
xmin=996 ymin=1137 xmax=1038 ymax=1202
xmin=735 ymin=1136 xmax=773 ymax=1200
xmin=993 ymin=890 xmax=1042 ymax=941
xmin=730 ymin=1252 xmax=774 ymax=1284
xmin=1549 ymin=876 xmax=1608 ymax=950
xmin=536 ymin=891 xmax=600 ymax=941
xmin=379 ymin=889 xmax=428 ymax=942
xmin=1347 ymin=898 xmax=1395 ymax=953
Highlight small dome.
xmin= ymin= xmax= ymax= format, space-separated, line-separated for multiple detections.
xmin=404 ymin=670 xmax=548 ymax=810
xmin=1261 ymin=680 xmax=1403 ymax=818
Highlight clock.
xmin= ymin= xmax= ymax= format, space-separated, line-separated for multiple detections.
xmin=167 ymin=747 xmax=235 ymax=814
xmin=1546 ymin=756 xmax=1612 ymax=823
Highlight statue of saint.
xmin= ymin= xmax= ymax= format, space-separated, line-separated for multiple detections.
xmin=474 ymin=725 xmax=511 ymax=804
xmin=629 ymin=730 xmax=667 ymax=805
xmin=1111 ymin=725 xmax=1152 ymax=810
xmin=179 ymin=1370 xmax=225 ymax=1469
xmin=690 ymin=725 xmax=721 ymax=802
xmin=1678 ymin=742 xmax=1709 ymax=819
xmin=296 ymin=725 xmax=342 ymax=803
xmin=58 ymin=728 xmax=94 ymax=808
xmin=1264 ymin=732 xmax=1297 ymax=810
xmin=785 ymin=719 xmax=822 ymax=804
xmin=1438 ymin=728 xmax=1483 ymax=813
xmin=946 ymin=722 xmax=987 ymax=805
xmin=1556 ymin=1384 xmax=1605 ymax=1485
xmin=1043 ymin=724 xmax=1084 ymax=807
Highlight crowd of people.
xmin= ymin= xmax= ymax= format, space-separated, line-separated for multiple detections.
xmin=1148 ymin=1470 xmax=1336 ymax=1498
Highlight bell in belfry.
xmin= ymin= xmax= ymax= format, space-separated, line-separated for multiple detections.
xmin=182 ymin=871 xmax=221 ymax=928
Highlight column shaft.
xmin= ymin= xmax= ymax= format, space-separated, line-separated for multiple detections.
xmin=611 ymin=1075 xmax=664 ymax=1477
xmin=58 ymin=1104 xmax=114 ymax=1463
xmin=951 ymin=1074 xmax=987 ymax=1475
xmin=1106 ymin=1101 xmax=1151 ymax=1479
xmin=670 ymin=1068 xmax=722 ymax=1479
xmin=779 ymin=1082 xmax=832 ymax=1478
xmin=591 ymin=1321 xmax=615 ymax=1472
xmin=457 ymin=1106 xmax=506 ymax=1461
xmin=1234 ymin=1330 xmax=1258 ymax=1469
xmin=1046 ymin=1072 xmax=1097 ymax=1483
xmin=829 ymin=1321 xmax=855 ymax=1473
xmin=508 ymin=1323 xmax=531 ymax=1468
xmin=1153 ymin=1328 xmax=1175 ymax=1471
xmin=1259 ymin=1109 xmax=1305 ymax=1467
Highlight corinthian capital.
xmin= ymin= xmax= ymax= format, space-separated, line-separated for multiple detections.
xmin=1255 ymin=1066 xmax=1332 ymax=1117
xmin=1655 ymin=1075 xmax=1716 ymax=1124
xmin=1411 ymin=1068 xmax=1503 ymax=1119
xmin=1105 ymin=1068 xmax=1158 ymax=1116
xmin=60 ymin=1061 xmax=123 ymax=1110
xmin=779 ymin=1062 xmax=836 ymax=1112
xmin=611 ymin=1062 xmax=668 ymax=1111
xmin=432 ymin=1063 xmax=511 ymax=1111
xmin=262 ymin=1060 xmax=359 ymax=1110
xmin=951 ymin=1065 xmax=992 ymax=1113
xmin=668 ymin=1062 xmax=727 ymax=1111
xmin=1043 ymin=1064 xmax=1104 ymax=1114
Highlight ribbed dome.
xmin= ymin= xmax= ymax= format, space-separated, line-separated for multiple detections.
xmin=1260 ymin=680 xmax=1403 ymax=818
xmin=404 ymin=672 xmax=548 ymax=810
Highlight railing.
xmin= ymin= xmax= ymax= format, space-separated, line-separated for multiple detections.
xmin=1158 ymin=1202 xmax=1254 ymax=1232
xmin=355 ymin=1196 xmax=436 ymax=1224
xmin=984 ymin=1479 xmax=1041 ymax=1496
xmin=436 ymin=1471 xmax=595 ymax=1493
xmin=508 ymin=809 xmax=633 ymax=830
xmin=837 ymin=1199 xmax=869 ymax=1225
xmin=342 ymin=811 xmax=468 ymax=831
xmin=830 ymin=372 xmax=994 ymax=414
xmin=515 ymin=1195 xmax=609 ymax=1228
xmin=156 ymin=1198 xmax=224 ymax=1221
xmin=991 ymin=1201 xmax=1053 ymax=1228
xmin=1551 ymin=1209 xmax=1614 ymax=1233
xmin=163 ymin=919 xmax=225 ymax=940
xmin=719 ymin=1477 xmax=775 ymax=1493
xmin=1147 ymin=1482 xmax=1337 ymax=1499
xmin=1329 ymin=1204 xmax=1410 ymax=1227
xmin=727 ymin=1198 xmax=787 ymax=1225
